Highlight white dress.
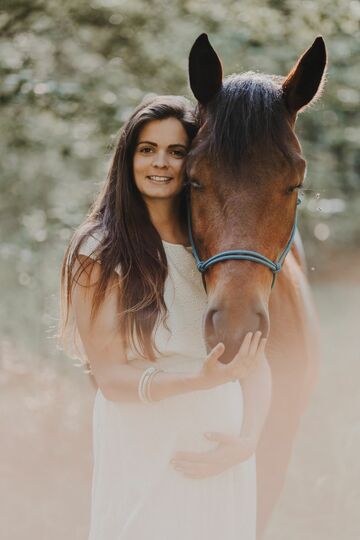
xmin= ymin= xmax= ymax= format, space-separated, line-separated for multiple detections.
xmin=77 ymin=233 xmax=256 ymax=540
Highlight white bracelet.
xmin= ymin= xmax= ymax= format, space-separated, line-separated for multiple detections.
xmin=140 ymin=367 xmax=162 ymax=403
xmin=146 ymin=367 xmax=162 ymax=402
xmin=138 ymin=367 xmax=154 ymax=403
xmin=138 ymin=366 xmax=163 ymax=403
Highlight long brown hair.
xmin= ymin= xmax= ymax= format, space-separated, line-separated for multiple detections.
xmin=60 ymin=95 xmax=198 ymax=362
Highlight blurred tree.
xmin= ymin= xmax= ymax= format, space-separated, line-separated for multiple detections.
xmin=0 ymin=0 xmax=359 ymax=361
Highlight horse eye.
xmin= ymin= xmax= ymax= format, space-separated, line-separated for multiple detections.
xmin=288 ymin=184 xmax=303 ymax=194
xmin=190 ymin=179 xmax=203 ymax=189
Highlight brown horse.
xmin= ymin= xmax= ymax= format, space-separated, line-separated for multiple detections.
xmin=187 ymin=34 xmax=326 ymax=538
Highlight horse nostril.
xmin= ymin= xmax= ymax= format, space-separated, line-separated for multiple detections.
xmin=257 ymin=310 xmax=270 ymax=337
xmin=205 ymin=308 xmax=216 ymax=335
xmin=204 ymin=308 xmax=222 ymax=346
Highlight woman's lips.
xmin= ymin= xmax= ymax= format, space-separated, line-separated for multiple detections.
xmin=147 ymin=175 xmax=173 ymax=183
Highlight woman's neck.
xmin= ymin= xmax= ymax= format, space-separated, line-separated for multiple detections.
xmin=146 ymin=198 xmax=188 ymax=245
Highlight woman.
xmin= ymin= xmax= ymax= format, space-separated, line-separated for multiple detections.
xmin=60 ymin=95 xmax=271 ymax=539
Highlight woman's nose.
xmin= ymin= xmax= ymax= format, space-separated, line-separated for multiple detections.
xmin=152 ymin=151 xmax=168 ymax=168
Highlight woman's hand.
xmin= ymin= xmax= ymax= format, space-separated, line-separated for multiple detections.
xmin=198 ymin=330 xmax=267 ymax=390
xmin=170 ymin=431 xmax=256 ymax=479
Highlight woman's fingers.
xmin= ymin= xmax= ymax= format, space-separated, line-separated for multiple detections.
xmin=205 ymin=431 xmax=239 ymax=445
xmin=249 ymin=330 xmax=262 ymax=357
xmin=256 ymin=337 xmax=267 ymax=358
xmin=247 ymin=336 xmax=268 ymax=375
xmin=229 ymin=331 xmax=268 ymax=380
xmin=205 ymin=342 xmax=225 ymax=368
xmin=237 ymin=331 xmax=253 ymax=357
xmin=202 ymin=333 xmax=267 ymax=385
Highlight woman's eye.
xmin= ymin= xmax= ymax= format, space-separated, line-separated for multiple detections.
xmin=171 ymin=149 xmax=187 ymax=158
xmin=139 ymin=147 xmax=154 ymax=153
xmin=190 ymin=179 xmax=202 ymax=189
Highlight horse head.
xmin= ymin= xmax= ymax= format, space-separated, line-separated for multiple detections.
xmin=188 ymin=34 xmax=326 ymax=362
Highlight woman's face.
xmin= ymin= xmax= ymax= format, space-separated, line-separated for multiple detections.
xmin=133 ymin=117 xmax=189 ymax=204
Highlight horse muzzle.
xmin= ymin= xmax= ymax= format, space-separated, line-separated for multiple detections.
xmin=204 ymin=294 xmax=270 ymax=364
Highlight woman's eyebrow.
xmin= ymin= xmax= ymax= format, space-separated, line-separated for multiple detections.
xmin=137 ymin=140 xmax=187 ymax=149
xmin=137 ymin=140 xmax=157 ymax=146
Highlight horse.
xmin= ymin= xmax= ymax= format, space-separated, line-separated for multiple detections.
xmin=187 ymin=34 xmax=327 ymax=538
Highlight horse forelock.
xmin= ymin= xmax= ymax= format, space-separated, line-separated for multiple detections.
xmin=199 ymin=72 xmax=294 ymax=175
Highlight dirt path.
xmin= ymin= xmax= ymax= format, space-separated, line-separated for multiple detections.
xmin=1 ymin=281 xmax=359 ymax=540
xmin=0 ymin=366 xmax=95 ymax=540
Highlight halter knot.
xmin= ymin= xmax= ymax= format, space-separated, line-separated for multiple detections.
xmin=197 ymin=261 xmax=207 ymax=273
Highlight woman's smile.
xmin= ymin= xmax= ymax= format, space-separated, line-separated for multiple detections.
xmin=147 ymin=174 xmax=174 ymax=183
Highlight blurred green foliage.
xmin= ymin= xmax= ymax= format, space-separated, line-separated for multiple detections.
xmin=0 ymin=0 xmax=359 ymax=362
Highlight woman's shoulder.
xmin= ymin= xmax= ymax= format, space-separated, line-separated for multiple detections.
xmin=78 ymin=227 xmax=105 ymax=260
xmin=77 ymin=226 xmax=122 ymax=276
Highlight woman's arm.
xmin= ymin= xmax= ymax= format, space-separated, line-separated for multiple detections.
xmin=72 ymin=257 xmax=244 ymax=403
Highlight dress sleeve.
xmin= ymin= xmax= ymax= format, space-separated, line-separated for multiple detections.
xmin=78 ymin=229 xmax=104 ymax=261
xmin=63 ymin=228 xmax=105 ymax=365
xmin=77 ymin=228 xmax=122 ymax=276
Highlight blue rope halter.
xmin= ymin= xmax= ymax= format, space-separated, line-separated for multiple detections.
xmin=187 ymin=196 xmax=301 ymax=288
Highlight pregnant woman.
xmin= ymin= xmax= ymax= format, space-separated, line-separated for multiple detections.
xmin=60 ymin=95 xmax=271 ymax=539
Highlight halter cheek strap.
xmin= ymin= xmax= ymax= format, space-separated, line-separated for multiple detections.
xmin=187 ymin=196 xmax=301 ymax=288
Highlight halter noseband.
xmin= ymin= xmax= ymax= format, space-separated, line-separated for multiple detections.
xmin=187 ymin=196 xmax=301 ymax=288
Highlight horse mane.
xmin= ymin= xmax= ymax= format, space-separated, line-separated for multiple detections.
xmin=199 ymin=72 xmax=292 ymax=173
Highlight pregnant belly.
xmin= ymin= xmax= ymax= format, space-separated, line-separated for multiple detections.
xmin=95 ymin=381 xmax=244 ymax=460
xmin=170 ymin=381 xmax=244 ymax=453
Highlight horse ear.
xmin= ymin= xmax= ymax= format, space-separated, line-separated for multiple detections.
xmin=282 ymin=36 xmax=327 ymax=114
xmin=189 ymin=33 xmax=223 ymax=105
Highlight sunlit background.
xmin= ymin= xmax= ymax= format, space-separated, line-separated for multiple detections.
xmin=1 ymin=1 xmax=359 ymax=539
